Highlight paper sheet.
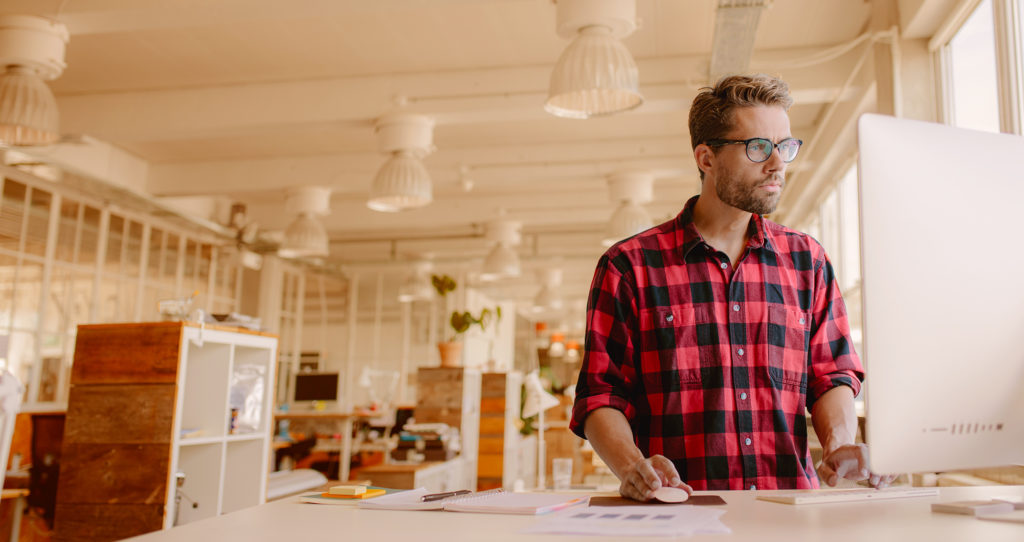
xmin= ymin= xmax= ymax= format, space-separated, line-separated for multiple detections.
xmin=521 ymin=505 xmax=730 ymax=537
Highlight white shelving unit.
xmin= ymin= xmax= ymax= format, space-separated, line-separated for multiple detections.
xmin=55 ymin=322 xmax=278 ymax=540
xmin=170 ymin=325 xmax=278 ymax=527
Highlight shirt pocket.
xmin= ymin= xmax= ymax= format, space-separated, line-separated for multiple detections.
xmin=766 ymin=305 xmax=810 ymax=392
xmin=639 ymin=306 xmax=701 ymax=389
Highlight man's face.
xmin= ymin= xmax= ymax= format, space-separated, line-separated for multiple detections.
xmin=710 ymin=105 xmax=792 ymax=215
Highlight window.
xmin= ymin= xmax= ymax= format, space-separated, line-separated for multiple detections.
xmin=945 ymin=0 xmax=1002 ymax=131
xmin=0 ymin=171 xmax=241 ymax=406
xmin=795 ymin=162 xmax=862 ymax=342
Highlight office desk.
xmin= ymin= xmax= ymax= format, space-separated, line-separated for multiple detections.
xmin=273 ymin=411 xmax=378 ymax=482
xmin=127 ymin=485 xmax=1023 ymax=541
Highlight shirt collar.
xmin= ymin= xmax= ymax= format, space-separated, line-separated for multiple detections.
xmin=674 ymin=195 xmax=776 ymax=258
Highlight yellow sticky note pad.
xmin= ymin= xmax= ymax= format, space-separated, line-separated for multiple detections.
xmin=329 ymin=485 xmax=367 ymax=496
xmin=320 ymin=488 xmax=385 ymax=500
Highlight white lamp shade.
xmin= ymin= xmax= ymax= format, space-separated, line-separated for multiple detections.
xmin=545 ymin=25 xmax=643 ymax=119
xmin=602 ymin=200 xmax=652 ymax=247
xmin=0 ymin=66 xmax=59 ymax=146
xmin=522 ymin=371 xmax=560 ymax=418
xmin=398 ymin=259 xmax=434 ymax=302
xmin=367 ymin=151 xmax=433 ymax=212
xmin=278 ymin=213 xmax=328 ymax=258
xmin=533 ymin=284 xmax=564 ymax=313
xmin=397 ymin=273 xmax=433 ymax=303
xmin=480 ymin=243 xmax=521 ymax=281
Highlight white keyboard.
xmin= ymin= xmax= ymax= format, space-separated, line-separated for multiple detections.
xmin=757 ymin=487 xmax=940 ymax=505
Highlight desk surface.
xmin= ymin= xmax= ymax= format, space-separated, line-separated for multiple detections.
xmin=126 ymin=485 xmax=1024 ymax=542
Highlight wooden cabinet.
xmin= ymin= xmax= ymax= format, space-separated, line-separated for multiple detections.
xmin=54 ymin=322 xmax=277 ymax=542
xmin=414 ymin=367 xmax=480 ymax=491
xmin=477 ymin=371 xmax=522 ymax=490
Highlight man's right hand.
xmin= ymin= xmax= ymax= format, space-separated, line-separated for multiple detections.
xmin=618 ymin=454 xmax=693 ymax=501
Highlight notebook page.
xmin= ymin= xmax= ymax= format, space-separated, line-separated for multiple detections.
xmin=443 ymin=491 xmax=589 ymax=515
xmin=357 ymin=487 xmax=445 ymax=510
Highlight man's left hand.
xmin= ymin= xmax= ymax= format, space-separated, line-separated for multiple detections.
xmin=818 ymin=443 xmax=898 ymax=488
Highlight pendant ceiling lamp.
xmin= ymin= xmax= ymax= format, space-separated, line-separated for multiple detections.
xmin=397 ymin=259 xmax=435 ymax=303
xmin=602 ymin=171 xmax=654 ymax=247
xmin=0 ymin=15 xmax=69 ymax=146
xmin=279 ymin=186 xmax=331 ymax=258
xmin=533 ymin=268 xmax=564 ymax=313
xmin=545 ymin=0 xmax=642 ymax=119
xmin=480 ymin=219 xmax=522 ymax=281
xmin=367 ymin=113 xmax=434 ymax=212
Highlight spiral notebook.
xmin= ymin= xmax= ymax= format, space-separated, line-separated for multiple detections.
xmin=358 ymin=487 xmax=589 ymax=515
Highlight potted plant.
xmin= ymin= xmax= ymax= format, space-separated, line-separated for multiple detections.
xmin=432 ymin=274 xmax=501 ymax=367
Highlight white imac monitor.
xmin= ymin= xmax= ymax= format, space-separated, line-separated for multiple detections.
xmin=857 ymin=113 xmax=1024 ymax=474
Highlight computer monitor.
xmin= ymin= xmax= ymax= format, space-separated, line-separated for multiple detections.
xmin=857 ymin=113 xmax=1024 ymax=474
xmin=293 ymin=372 xmax=339 ymax=402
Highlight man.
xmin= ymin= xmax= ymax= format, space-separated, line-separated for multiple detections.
xmin=570 ymin=74 xmax=895 ymax=500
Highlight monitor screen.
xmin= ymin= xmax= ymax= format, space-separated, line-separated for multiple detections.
xmin=293 ymin=372 xmax=339 ymax=402
xmin=857 ymin=113 xmax=1024 ymax=474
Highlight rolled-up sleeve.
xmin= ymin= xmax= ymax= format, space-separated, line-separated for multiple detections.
xmin=805 ymin=254 xmax=864 ymax=410
xmin=570 ymin=253 xmax=640 ymax=439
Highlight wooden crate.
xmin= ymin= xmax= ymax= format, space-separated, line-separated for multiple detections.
xmin=55 ymin=325 xmax=182 ymax=542
xmin=54 ymin=322 xmax=278 ymax=542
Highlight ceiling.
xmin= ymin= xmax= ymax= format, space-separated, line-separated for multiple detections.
xmin=1 ymin=0 xmax=953 ymax=318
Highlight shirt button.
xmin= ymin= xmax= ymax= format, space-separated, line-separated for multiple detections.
xmin=732 ymin=304 xmax=740 ymax=312
xmin=720 ymin=262 xmax=727 ymax=270
xmin=745 ymin=438 xmax=752 ymax=446
xmin=737 ymin=348 xmax=744 ymax=356
xmin=740 ymin=392 xmax=747 ymax=400
xmin=665 ymin=314 xmax=673 ymax=322
xmin=799 ymin=317 xmax=806 ymax=325
xmin=750 ymin=484 xmax=757 ymax=490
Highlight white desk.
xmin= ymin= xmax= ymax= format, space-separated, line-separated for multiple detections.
xmin=126 ymin=486 xmax=1024 ymax=541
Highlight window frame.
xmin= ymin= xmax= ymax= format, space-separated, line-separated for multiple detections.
xmin=934 ymin=0 xmax=1024 ymax=134
xmin=0 ymin=165 xmax=241 ymax=407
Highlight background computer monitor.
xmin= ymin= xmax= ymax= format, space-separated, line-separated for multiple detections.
xmin=293 ymin=372 xmax=339 ymax=402
xmin=857 ymin=113 xmax=1024 ymax=474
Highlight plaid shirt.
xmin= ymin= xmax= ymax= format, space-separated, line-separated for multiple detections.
xmin=570 ymin=196 xmax=864 ymax=491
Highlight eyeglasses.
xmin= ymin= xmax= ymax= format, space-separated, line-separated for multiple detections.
xmin=705 ymin=137 xmax=803 ymax=163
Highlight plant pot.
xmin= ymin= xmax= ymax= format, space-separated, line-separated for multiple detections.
xmin=437 ymin=341 xmax=463 ymax=368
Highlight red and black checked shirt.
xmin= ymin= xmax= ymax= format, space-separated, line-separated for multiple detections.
xmin=570 ymin=196 xmax=864 ymax=491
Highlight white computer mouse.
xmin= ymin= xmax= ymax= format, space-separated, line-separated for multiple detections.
xmin=652 ymin=486 xmax=689 ymax=503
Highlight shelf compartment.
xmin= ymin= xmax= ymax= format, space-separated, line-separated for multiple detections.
xmin=180 ymin=340 xmax=232 ymax=439
xmin=222 ymin=439 xmax=265 ymax=514
xmin=174 ymin=443 xmax=224 ymax=526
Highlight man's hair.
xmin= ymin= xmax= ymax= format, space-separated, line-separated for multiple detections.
xmin=688 ymin=74 xmax=794 ymax=179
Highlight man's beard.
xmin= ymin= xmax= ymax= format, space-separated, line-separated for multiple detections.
xmin=715 ymin=166 xmax=784 ymax=215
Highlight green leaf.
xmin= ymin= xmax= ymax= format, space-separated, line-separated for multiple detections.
xmin=431 ymin=274 xmax=457 ymax=297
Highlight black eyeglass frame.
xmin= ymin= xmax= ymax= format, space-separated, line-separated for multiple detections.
xmin=704 ymin=137 xmax=804 ymax=163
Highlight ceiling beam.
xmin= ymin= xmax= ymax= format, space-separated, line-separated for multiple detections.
xmin=56 ymin=48 xmax=858 ymax=144
xmin=56 ymin=0 xmax=534 ymax=36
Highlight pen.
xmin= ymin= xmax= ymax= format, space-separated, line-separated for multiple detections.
xmin=421 ymin=489 xmax=471 ymax=502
